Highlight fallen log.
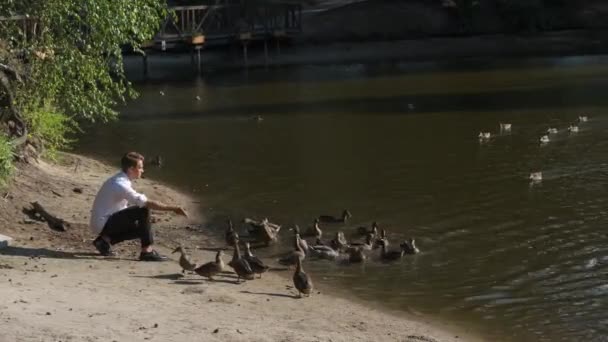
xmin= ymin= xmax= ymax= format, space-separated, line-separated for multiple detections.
xmin=25 ymin=202 xmax=67 ymax=232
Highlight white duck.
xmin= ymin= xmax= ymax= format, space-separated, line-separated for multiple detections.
xmin=568 ymin=125 xmax=579 ymax=133
xmin=578 ymin=115 xmax=588 ymax=122
xmin=478 ymin=132 xmax=491 ymax=140
xmin=539 ymin=135 xmax=550 ymax=144
xmin=529 ymin=172 xmax=542 ymax=182
xmin=499 ymin=123 xmax=512 ymax=131
xmin=547 ymin=128 xmax=558 ymax=134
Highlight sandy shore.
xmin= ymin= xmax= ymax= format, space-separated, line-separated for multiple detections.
xmin=0 ymin=153 xmax=480 ymax=342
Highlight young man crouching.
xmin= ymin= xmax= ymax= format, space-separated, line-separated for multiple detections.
xmin=90 ymin=152 xmax=188 ymax=261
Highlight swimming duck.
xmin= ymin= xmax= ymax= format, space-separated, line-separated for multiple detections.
xmin=149 ymin=155 xmax=162 ymax=167
xmin=578 ymin=115 xmax=588 ymax=122
xmin=330 ymin=231 xmax=348 ymax=252
xmin=318 ymin=209 xmax=352 ymax=223
xmin=374 ymin=229 xmax=389 ymax=249
xmin=347 ymin=247 xmax=366 ymax=263
xmin=244 ymin=217 xmax=280 ymax=246
xmin=225 ymin=219 xmax=239 ymax=247
xmin=568 ymin=125 xmax=579 ymax=133
xmin=402 ymin=238 xmax=420 ymax=255
xmin=308 ymin=243 xmax=340 ymax=260
xmin=478 ymin=132 xmax=491 ymax=140
xmin=243 ymin=242 xmax=269 ymax=278
xmin=228 ymin=240 xmax=255 ymax=283
xmin=499 ymin=123 xmax=512 ymax=131
xmin=304 ymin=218 xmax=323 ymax=239
xmin=356 ymin=221 xmax=378 ymax=238
xmin=529 ymin=172 xmax=542 ymax=182
xmin=293 ymin=226 xmax=309 ymax=254
xmin=350 ymin=233 xmax=374 ymax=251
xmin=547 ymin=128 xmax=558 ymax=134
xmin=540 ymin=135 xmax=550 ymax=144
xmin=293 ymin=257 xmax=313 ymax=298
xmin=194 ymin=250 xmax=225 ymax=280
xmin=278 ymin=234 xmax=306 ymax=267
xmin=379 ymin=239 xmax=405 ymax=261
xmin=172 ymin=246 xmax=197 ymax=274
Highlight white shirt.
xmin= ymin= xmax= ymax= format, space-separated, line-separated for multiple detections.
xmin=89 ymin=172 xmax=148 ymax=234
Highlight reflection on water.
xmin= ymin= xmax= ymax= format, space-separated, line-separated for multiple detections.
xmin=78 ymin=55 xmax=608 ymax=341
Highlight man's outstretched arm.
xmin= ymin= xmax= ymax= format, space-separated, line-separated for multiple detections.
xmin=146 ymin=200 xmax=188 ymax=217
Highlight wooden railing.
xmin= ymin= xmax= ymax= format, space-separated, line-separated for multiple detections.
xmin=155 ymin=2 xmax=302 ymax=45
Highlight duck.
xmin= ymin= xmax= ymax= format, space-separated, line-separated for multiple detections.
xmin=228 ymin=240 xmax=255 ymax=283
xmin=225 ymin=219 xmax=239 ymax=247
xmin=308 ymin=243 xmax=340 ymax=260
xmin=278 ymin=234 xmax=306 ymax=267
xmin=547 ymin=128 xmax=558 ymax=134
xmin=578 ymin=115 xmax=588 ymax=122
xmin=347 ymin=247 xmax=366 ymax=263
xmin=194 ymin=250 xmax=225 ymax=280
xmin=374 ymin=229 xmax=388 ymax=249
xmin=293 ymin=226 xmax=309 ymax=254
xmin=172 ymin=246 xmax=197 ymax=274
xmin=478 ymin=132 xmax=491 ymax=140
xmin=568 ymin=125 xmax=579 ymax=133
xmin=330 ymin=231 xmax=348 ymax=252
xmin=529 ymin=172 xmax=542 ymax=182
xmin=539 ymin=135 xmax=550 ymax=144
xmin=195 ymin=95 xmax=201 ymax=101
xmin=350 ymin=233 xmax=374 ymax=251
xmin=159 ymin=90 xmax=165 ymax=96
xmin=379 ymin=239 xmax=405 ymax=261
xmin=401 ymin=238 xmax=420 ymax=255
xmin=318 ymin=209 xmax=351 ymax=223
xmin=356 ymin=221 xmax=378 ymax=238
xmin=304 ymin=218 xmax=323 ymax=239
xmin=244 ymin=217 xmax=280 ymax=246
xmin=243 ymin=242 xmax=269 ymax=278
xmin=293 ymin=257 xmax=313 ymax=298
xmin=150 ymin=155 xmax=162 ymax=167
xmin=499 ymin=123 xmax=512 ymax=131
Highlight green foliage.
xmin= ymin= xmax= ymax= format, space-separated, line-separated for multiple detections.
xmin=0 ymin=133 xmax=14 ymax=186
xmin=0 ymin=0 xmax=166 ymax=131
xmin=23 ymin=101 xmax=77 ymax=156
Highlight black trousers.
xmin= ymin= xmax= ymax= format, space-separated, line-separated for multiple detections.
xmin=100 ymin=206 xmax=153 ymax=247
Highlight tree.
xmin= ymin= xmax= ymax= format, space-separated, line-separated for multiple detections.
xmin=0 ymin=0 xmax=166 ymax=155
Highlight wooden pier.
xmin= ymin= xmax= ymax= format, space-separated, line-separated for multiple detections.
xmin=139 ymin=1 xmax=303 ymax=72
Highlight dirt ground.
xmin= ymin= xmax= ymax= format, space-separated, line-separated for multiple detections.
xmin=0 ymin=153 xmax=480 ymax=342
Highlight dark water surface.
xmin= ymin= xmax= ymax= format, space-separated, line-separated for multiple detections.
xmin=77 ymin=55 xmax=608 ymax=341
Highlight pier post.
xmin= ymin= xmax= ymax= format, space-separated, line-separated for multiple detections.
xmin=273 ymin=30 xmax=286 ymax=56
xmin=239 ymin=32 xmax=252 ymax=68
xmin=264 ymin=38 xmax=269 ymax=67
xmin=191 ymin=34 xmax=205 ymax=74
xmin=195 ymin=46 xmax=203 ymax=73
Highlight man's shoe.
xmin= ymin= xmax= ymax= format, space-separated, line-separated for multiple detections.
xmin=139 ymin=250 xmax=168 ymax=262
xmin=92 ymin=237 xmax=116 ymax=257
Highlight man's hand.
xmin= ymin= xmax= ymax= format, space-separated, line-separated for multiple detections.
xmin=173 ymin=207 xmax=188 ymax=217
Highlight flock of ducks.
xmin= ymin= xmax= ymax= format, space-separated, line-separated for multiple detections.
xmin=477 ymin=115 xmax=590 ymax=182
xmin=172 ymin=210 xmax=419 ymax=298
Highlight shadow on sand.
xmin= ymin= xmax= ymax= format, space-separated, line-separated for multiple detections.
xmin=0 ymin=246 xmax=104 ymax=260
xmin=240 ymin=290 xmax=299 ymax=299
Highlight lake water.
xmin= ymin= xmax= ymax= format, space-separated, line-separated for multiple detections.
xmin=76 ymin=54 xmax=608 ymax=341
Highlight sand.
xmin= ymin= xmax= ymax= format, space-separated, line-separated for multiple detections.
xmin=0 ymin=153 xmax=480 ymax=342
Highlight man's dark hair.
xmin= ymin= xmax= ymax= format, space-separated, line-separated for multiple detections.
xmin=121 ymin=152 xmax=144 ymax=172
